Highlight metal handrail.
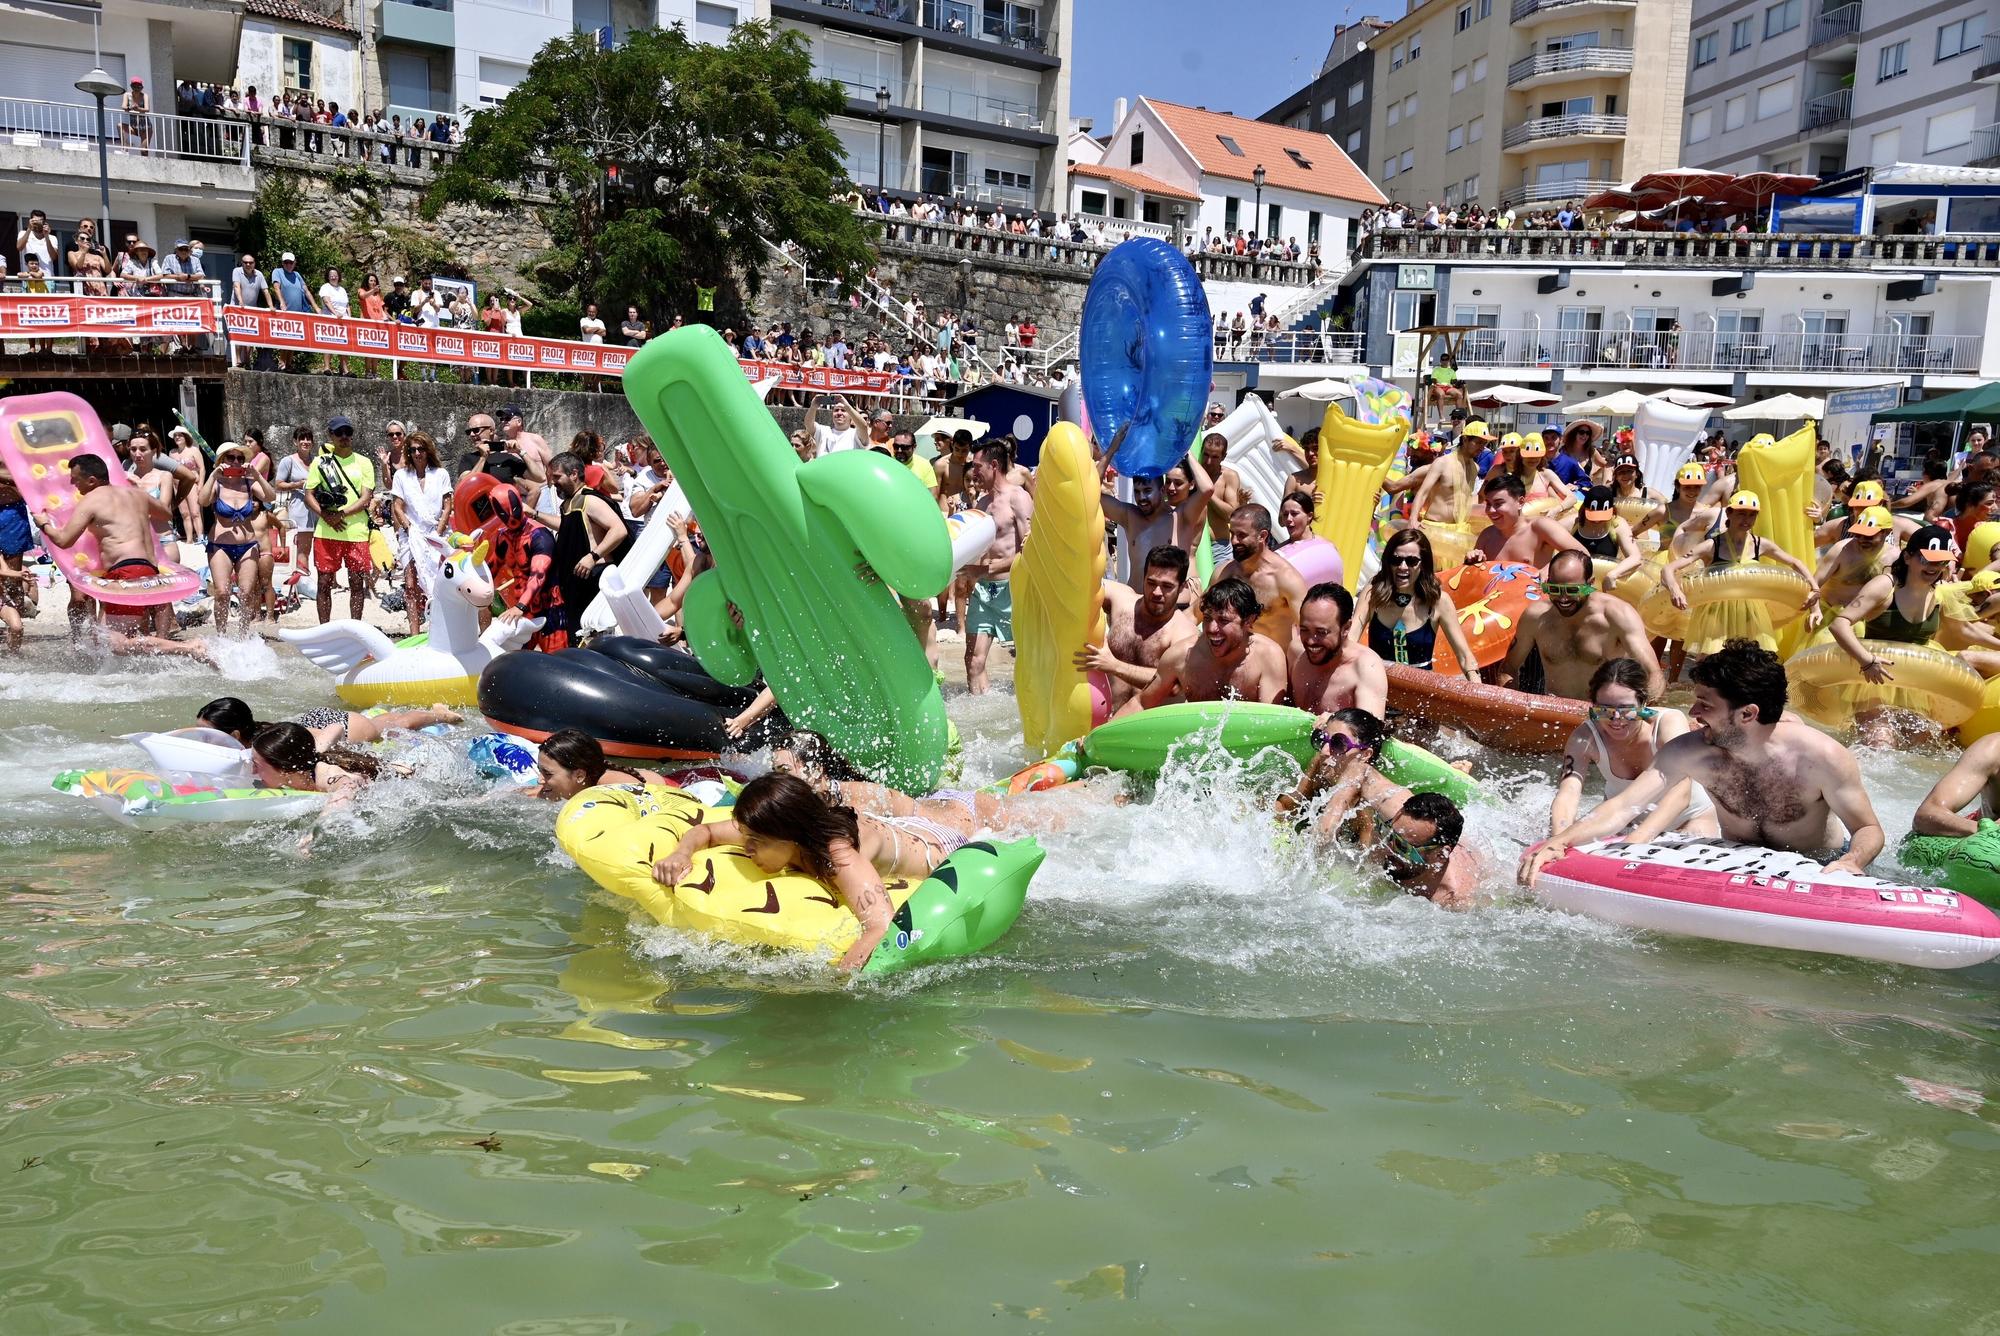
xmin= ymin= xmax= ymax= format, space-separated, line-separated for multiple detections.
xmin=1450 ymin=324 xmax=1978 ymax=374
xmin=1511 ymin=0 xmax=1635 ymax=20
xmin=0 ymin=95 xmax=252 ymax=166
xmin=1353 ymin=226 xmax=2000 ymax=267
xmin=1501 ymin=113 xmax=1628 ymax=148
xmin=1802 ymin=88 xmax=1852 ymax=131
xmin=1498 ymin=178 xmax=1618 ymax=207
xmin=1808 ymin=1 xmax=1861 ymax=47
xmin=1506 ymin=46 xmax=1635 ymax=84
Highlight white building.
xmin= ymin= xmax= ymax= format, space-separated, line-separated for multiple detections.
xmin=238 ymin=0 xmax=362 ymax=117
xmin=1065 ymin=96 xmax=1385 ymax=255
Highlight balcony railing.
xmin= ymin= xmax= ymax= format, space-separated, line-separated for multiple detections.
xmin=1501 ymin=113 xmax=1627 ymax=148
xmin=865 ymin=211 xmax=1319 ymax=285
xmin=1976 ymin=33 xmax=2000 ymax=77
xmin=778 ymin=0 xmax=1050 ymax=54
xmin=1802 ymin=88 xmax=1852 ymax=132
xmin=1808 ymin=2 xmax=1861 ymax=49
xmin=919 ymin=84 xmax=1045 ymax=131
xmin=1511 ymin=0 xmax=1635 ymax=21
xmin=1352 ymin=226 xmax=2000 ymax=268
xmin=0 ymin=95 xmax=251 ymax=167
xmin=1506 ymin=46 xmax=1635 ymax=85
xmin=1452 ymin=326 xmax=1979 ymax=375
xmin=1499 ymin=177 xmax=1617 ymax=207
xmin=1973 ymin=122 xmax=2000 ymax=166
xmin=1214 ymin=327 xmax=1367 ymax=366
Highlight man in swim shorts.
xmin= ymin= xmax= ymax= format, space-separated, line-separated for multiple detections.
xmin=965 ymin=440 xmax=1033 ymax=694
xmin=1501 ymin=549 xmax=1663 ymax=701
xmin=1078 ymin=543 xmax=1199 ymax=714
xmin=1290 ymin=582 xmax=1387 ymax=716
xmin=33 ymin=454 xmax=173 ymax=636
xmin=1519 ymin=639 xmax=1885 ymax=881
xmin=1137 ymin=577 xmax=1288 ymax=707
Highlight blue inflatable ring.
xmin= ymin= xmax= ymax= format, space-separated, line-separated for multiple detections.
xmin=1080 ymin=237 xmax=1214 ymax=479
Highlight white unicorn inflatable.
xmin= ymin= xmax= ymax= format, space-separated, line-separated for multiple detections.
xmin=281 ymin=534 xmax=542 ymax=708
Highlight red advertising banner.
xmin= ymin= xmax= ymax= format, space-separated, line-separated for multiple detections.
xmin=0 ymin=294 xmax=218 ymax=336
xmin=224 ymin=306 xmax=635 ymax=378
xmin=737 ymin=359 xmax=902 ymax=395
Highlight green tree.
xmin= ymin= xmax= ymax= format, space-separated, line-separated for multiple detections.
xmin=424 ymin=20 xmax=876 ymax=328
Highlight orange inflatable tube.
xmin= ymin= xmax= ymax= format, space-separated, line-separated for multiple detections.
xmin=1430 ymin=562 xmax=1544 ymax=676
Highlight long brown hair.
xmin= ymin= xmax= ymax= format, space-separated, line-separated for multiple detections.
xmin=403 ymin=431 xmax=440 ymax=475
xmin=252 ymin=722 xmax=383 ymax=780
xmin=729 ymin=773 xmax=859 ymax=879
xmin=1371 ymin=527 xmax=1441 ymax=609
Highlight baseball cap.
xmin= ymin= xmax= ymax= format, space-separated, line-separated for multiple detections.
xmin=1970 ymin=569 xmax=2000 ymax=594
xmin=281 ymin=251 xmax=296 ymax=263
xmin=1909 ymin=524 xmax=1955 ymax=562
xmin=1850 ymin=480 xmax=1886 ymax=506
xmin=1846 ymin=506 xmax=1893 ymax=537
xmin=498 ymin=405 xmax=524 ymax=423
xmin=327 ymin=414 xmax=354 ymax=434
xmin=1540 ymin=425 xmax=1560 ymax=438
xmin=1726 ymin=489 xmax=1761 ymax=512
xmin=1463 ymin=419 xmax=1494 ymax=440
xmin=391 ymin=275 xmax=406 ymax=285
xmin=1448 ymin=407 xmax=1467 ymax=421
xmin=1615 ymin=453 xmax=1640 ymax=471
xmin=1582 ymin=485 xmax=1616 ymax=519
xmin=1676 ymin=462 xmax=1707 ymax=486
xmin=111 ymin=422 xmax=133 ymax=443
xmin=173 ymin=238 xmax=190 ymax=249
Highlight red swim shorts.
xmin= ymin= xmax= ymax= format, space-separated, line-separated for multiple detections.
xmin=314 ymin=537 xmax=370 ymax=576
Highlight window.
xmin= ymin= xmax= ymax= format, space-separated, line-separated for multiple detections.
xmin=1444 ymin=182 xmax=1460 ymax=205
xmin=1764 ymin=0 xmax=1799 ymax=39
xmin=1224 ymin=196 xmax=1240 ymax=229
xmin=1468 ymin=115 xmax=1484 ymax=142
xmin=283 ymin=37 xmax=313 ymax=93
xmin=477 ymin=57 xmax=530 ymax=106
xmin=1938 ymin=16 xmax=1986 ymax=60
xmin=1079 ymin=190 xmax=1107 ymax=216
xmin=1687 ymin=106 xmax=1713 ymax=143
xmin=1403 ymin=93 xmax=1418 ymax=116
xmin=1478 ymin=0 xmax=1492 ymax=17
xmin=1447 ymin=123 xmax=1465 ymax=151
xmin=1384 ymin=157 xmax=1399 ymax=179
xmin=1391 ymin=40 xmax=1405 ymax=68
xmin=1217 ymin=134 xmax=1245 ymax=156
xmin=1755 ymin=77 xmax=1794 ymax=121
xmin=1284 ymin=146 xmax=1312 ymax=169
xmin=1409 ymin=33 xmax=1421 ymax=60
xmin=1308 ymin=211 xmax=1321 ymax=244
xmin=1267 ymin=202 xmax=1282 ymax=237
xmin=1547 ymin=30 xmax=1601 ymax=52
xmin=693 ymin=1 xmax=737 ymax=43
xmin=1540 ymin=95 xmax=1593 ymax=117
xmin=1401 ymin=148 xmax=1414 ymax=171
xmin=1457 ymin=4 xmax=1472 ymax=30
xmin=1472 ymin=54 xmax=1487 ymax=81
xmin=1878 ymin=40 xmax=1908 ymax=81
xmin=1346 ymin=129 xmax=1362 ymax=152
xmin=1348 ymin=80 xmax=1365 ymax=106
xmin=1462 ymin=173 xmax=1480 ymax=200
xmin=1731 ymin=17 xmax=1752 ymax=50
xmin=1948 ymin=197 xmax=2000 ymax=232
xmin=1452 ymin=64 xmax=1468 ymax=91
xmin=1388 ymin=102 xmax=1401 ymax=127
xmin=1927 ymin=106 xmax=1976 ymax=153
xmin=1868 ymin=127 xmax=1900 ymax=164
xmin=1693 ymin=31 xmax=1718 ymax=66
xmin=1723 ymin=95 xmax=1747 ymax=130
xmin=385 ymin=50 xmax=441 ymax=110
xmin=1129 ymin=131 xmax=1143 ymax=165
xmin=1320 ymin=97 xmax=1339 ymax=121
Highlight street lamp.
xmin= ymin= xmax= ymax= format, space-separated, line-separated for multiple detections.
xmin=1252 ymin=162 xmax=1267 ymax=244
xmin=875 ymin=85 xmax=890 ymax=194
xmin=76 ymin=66 xmax=123 ymax=255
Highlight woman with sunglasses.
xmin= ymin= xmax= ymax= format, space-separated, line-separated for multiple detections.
xmin=1549 ymin=658 xmax=1716 ymax=841
xmin=1300 ymin=709 xmax=1482 ymax=909
xmin=1351 ymin=528 xmax=1480 ymax=682
xmin=390 ymin=432 xmax=451 ymax=635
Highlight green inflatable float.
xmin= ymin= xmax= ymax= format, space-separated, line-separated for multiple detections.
xmin=620 ymin=328 xmax=952 ymax=791
xmin=1898 ymin=820 xmax=2000 ymax=901
xmin=1076 ymin=701 xmax=1477 ymax=808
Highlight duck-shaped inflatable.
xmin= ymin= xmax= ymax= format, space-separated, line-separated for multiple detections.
xmin=281 ymin=534 xmax=541 ymax=708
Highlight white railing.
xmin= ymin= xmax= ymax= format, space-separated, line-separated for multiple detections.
xmin=1497 ymin=178 xmax=1617 ymax=207
xmin=1453 ymin=325 xmax=1980 ymax=374
xmin=1506 ymin=47 xmax=1635 ymax=84
xmin=1512 ymin=0 xmax=1635 ymax=20
xmin=6 ymin=274 xmax=225 ymax=299
xmin=1271 ymin=269 xmax=1347 ymax=328
xmin=1803 ymin=88 xmax=1852 ymax=132
xmin=1352 ymin=227 xmax=2000 ymax=267
xmin=766 ymin=234 xmax=1002 ymax=382
xmin=1215 ymin=327 xmax=1367 ymax=365
xmin=1974 ymin=122 xmax=2000 ymax=164
xmin=1808 ymin=2 xmax=1862 ymax=47
xmin=0 ymin=95 xmax=252 ymax=166
xmin=1501 ymin=113 xmax=1628 ymax=148
xmin=919 ymin=84 xmax=1045 ymax=131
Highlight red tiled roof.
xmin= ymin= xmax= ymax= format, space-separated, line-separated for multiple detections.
xmin=1142 ymin=98 xmax=1386 ymax=206
xmin=245 ymin=0 xmax=357 ymax=34
xmin=1067 ymin=161 xmax=1204 ymax=202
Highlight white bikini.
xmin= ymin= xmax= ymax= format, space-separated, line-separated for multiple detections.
xmin=1584 ymin=715 xmax=1714 ymax=826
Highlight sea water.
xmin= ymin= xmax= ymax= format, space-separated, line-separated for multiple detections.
xmin=1 ymin=649 xmax=1997 ymax=1333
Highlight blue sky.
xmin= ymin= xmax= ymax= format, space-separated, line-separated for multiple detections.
xmin=1069 ymin=0 xmax=1373 ymax=131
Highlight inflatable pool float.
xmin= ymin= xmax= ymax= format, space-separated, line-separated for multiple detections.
xmin=1212 ymin=395 xmax=1293 ymax=515
xmin=0 ymin=392 xmax=202 ymax=608
xmin=1376 ymin=737 xmax=1479 ymax=809
xmin=53 ymin=768 xmax=323 ymax=830
xmin=1734 ymin=425 xmax=1817 ymax=655
xmin=1676 ymin=564 xmax=1811 ymax=656
xmin=1532 ymin=835 xmax=2000 ymax=969
xmin=1385 ymin=662 xmax=1585 ymax=755
xmin=1966 ymin=520 xmax=2000 ymax=573
xmin=479 ymin=636 xmax=786 ymax=760
xmin=469 ymin=732 xmax=541 ymax=785
xmin=1314 ymin=402 xmax=1407 ymax=589
xmin=121 ymin=726 xmax=251 ymax=777
xmin=283 ymin=536 xmax=540 ymax=708
xmin=1957 ymin=676 xmax=2000 ymax=746
xmin=1898 ymin=820 xmax=2000 ymax=901
xmin=1786 ymin=641 xmax=1984 ymax=730
xmin=1278 ymin=535 xmax=1344 ymax=589
xmin=987 ymin=742 xmax=1083 ymax=797
xmin=621 ymin=327 xmax=951 ymax=791
xmin=1080 ymin=237 xmax=1213 ymax=478
xmin=1010 ymin=422 xmax=1109 ymax=759
xmin=1430 ymin=562 xmax=1543 ymax=675
xmin=1590 ymin=556 xmax=1659 ymax=612
xmin=556 ymin=784 xmax=1041 ymax=973
xmin=1631 ymin=398 xmax=1706 ymax=500
xmin=1419 ymin=519 xmax=1481 ymax=574
xmin=948 ymin=508 xmax=997 ymax=569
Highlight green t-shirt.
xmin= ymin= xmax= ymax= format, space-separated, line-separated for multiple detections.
xmin=310 ymin=450 xmax=377 ymax=543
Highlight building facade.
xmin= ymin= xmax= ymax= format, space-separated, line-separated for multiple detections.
xmin=1365 ymin=0 xmax=1691 ymax=211
xmin=770 ymin=0 xmax=1072 ymax=214
xmin=1259 ymin=18 xmax=1392 ymax=173
xmin=1681 ymin=0 xmax=2000 ymax=177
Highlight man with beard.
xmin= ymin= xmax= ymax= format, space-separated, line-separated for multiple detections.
xmin=1075 ymin=544 xmax=1199 ymax=714
xmin=1197 ymin=431 xmax=1246 ymax=572
xmin=1137 ymin=577 xmax=1288 ymax=707
xmin=1100 ymin=431 xmax=1214 ymax=593
xmin=1501 ymin=549 xmax=1663 ymax=701
xmin=547 ymin=452 xmax=629 ymax=617
xmin=1519 ymin=639 xmax=1884 ymax=881
xmin=1212 ymin=503 xmax=1308 ymax=650
xmin=1290 ymin=583 xmax=1386 ymax=716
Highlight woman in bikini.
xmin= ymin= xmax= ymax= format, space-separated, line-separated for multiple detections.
xmin=1662 ymin=489 xmax=1819 ymax=656
xmin=197 ymin=442 xmax=275 ymax=635
xmin=1349 ymin=528 xmax=1480 ymax=682
xmin=1548 ymin=657 xmax=1717 ymax=841
xmin=766 ymin=729 xmax=1001 ymax=836
xmin=197 ymin=696 xmax=461 ymax=751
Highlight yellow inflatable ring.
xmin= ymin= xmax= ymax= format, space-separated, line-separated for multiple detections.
xmin=1786 ymin=641 xmax=1984 ymax=729
xmin=1966 ymin=520 xmax=2000 ymax=573
xmin=1420 ymin=518 xmax=1480 ymax=571
xmin=1677 ymin=564 xmax=1812 ymax=655
xmin=1523 ymin=494 xmax=1578 ymax=523
xmin=1956 ymin=676 xmax=2000 ymax=745
xmin=1590 ymin=557 xmax=1658 ymax=611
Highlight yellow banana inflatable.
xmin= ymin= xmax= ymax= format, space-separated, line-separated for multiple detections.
xmin=1010 ymin=422 xmax=1108 ymax=758
xmin=1734 ymin=424 xmax=1817 ymax=657
xmin=1312 ymin=403 xmax=1408 ymax=590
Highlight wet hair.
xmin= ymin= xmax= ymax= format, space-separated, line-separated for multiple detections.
xmin=1328 ymin=705 xmax=1385 ymax=759
xmin=71 ymin=455 xmax=110 ymax=484
xmin=1370 ymin=527 xmax=1441 ymax=608
xmin=774 ymin=729 xmax=867 ymax=783
xmin=1588 ymin=657 xmax=1653 ymax=703
xmin=1142 ymin=543 xmax=1190 ymax=583
xmin=197 ymin=696 xmax=263 ymax=743
xmin=1400 ymin=791 xmax=1464 ymax=849
xmin=1480 ymin=472 xmax=1527 ymax=500
xmin=1281 ymin=488 xmax=1317 ymax=519
xmin=1688 ymin=638 xmax=1787 ymax=724
xmin=1231 ymin=502 xmax=1273 ymax=537
xmin=729 ymin=772 xmax=860 ymax=879
xmin=1199 ymin=576 xmax=1261 ymax=623
xmin=251 ymin=722 xmax=382 ymax=780
xmin=1301 ymin=581 xmax=1353 ymax=623
xmin=539 ymin=728 xmax=608 ymax=783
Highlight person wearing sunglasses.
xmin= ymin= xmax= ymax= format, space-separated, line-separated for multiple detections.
xmin=1274 ymin=705 xmax=1388 ymax=825
xmin=1290 ymin=582 xmax=1386 ymax=717
xmin=1547 ymin=657 xmax=1715 ymax=843
xmin=1076 ymin=545 xmax=1199 ymax=716
xmin=1500 ymin=549 xmax=1663 ymax=702
xmin=1305 ymin=717 xmax=1482 ymax=909
xmin=1467 ymin=473 xmax=1589 ymax=569
xmin=1352 ymin=528 xmax=1480 ymax=681
xmin=1136 ymin=577 xmax=1289 ymax=709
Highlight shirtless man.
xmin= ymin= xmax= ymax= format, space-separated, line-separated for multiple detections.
xmin=1501 ymin=549 xmax=1664 ymax=701
xmin=1213 ymin=503 xmax=1308 ymax=650
xmin=1520 ymin=639 xmax=1885 ymax=880
xmin=1912 ymin=733 xmax=2000 ymax=836
xmin=500 ymin=406 xmax=554 ymax=515
xmin=1468 ymin=473 xmax=1587 ymax=568
xmin=1100 ymin=437 xmax=1214 ymax=593
xmin=1313 ymin=738 xmax=1482 ymax=908
xmin=1290 ymin=582 xmax=1387 ymax=716
xmin=1076 ymin=544 xmax=1199 ymax=713
xmin=1198 ymin=432 xmax=1246 ymax=572
xmin=966 ymin=441 xmax=1032 ymax=694
xmin=1814 ymin=506 xmax=1899 ymax=615
xmin=936 ymin=429 xmax=975 ymax=510
xmin=1137 ymin=577 xmax=1288 ymax=707
xmin=32 ymin=455 xmax=206 ymax=658
xmin=1410 ymin=421 xmax=1488 ymax=531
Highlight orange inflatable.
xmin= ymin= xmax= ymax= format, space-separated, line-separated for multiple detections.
xmin=1431 ymin=562 xmax=1545 ymax=676
xmin=1386 ymin=663 xmax=1585 ymax=755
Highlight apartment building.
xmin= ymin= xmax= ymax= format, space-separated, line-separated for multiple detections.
xmin=1681 ymin=0 xmax=2000 ymax=177
xmin=771 ymin=0 xmax=1073 ymax=214
xmin=1365 ymin=0 xmax=1691 ymax=209
xmin=1259 ymin=18 xmax=1392 ymax=172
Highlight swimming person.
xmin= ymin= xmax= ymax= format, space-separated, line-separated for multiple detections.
xmin=1301 ymin=718 xmax=1482 ymax=909
xmin=249 ymin=721 xmax=398 ymax=855
xmin=527 ymin=729 xmax=665 ymax=800
xmin=768 ymin=728 xmax=1003 ymax=835
xmin=1547 ymin=658 xmax=1717 ymax=839
xmin=197 ymin=696 xmax=461 ymax=751
xmin=1290 ymin=583 xmax=1387 ymax=716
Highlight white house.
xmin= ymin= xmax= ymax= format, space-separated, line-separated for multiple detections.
xmin=1066 ymin=96 xmax=1384 ymax=255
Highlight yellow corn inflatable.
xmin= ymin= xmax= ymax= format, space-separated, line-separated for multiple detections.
xmin=1010 ymin=422 xmax=1108 ymax=759
xmin=1734 ymin=424 xmax=1816 ymax=657
xmin=1312 ymin=402 xmax=1408 ymax=590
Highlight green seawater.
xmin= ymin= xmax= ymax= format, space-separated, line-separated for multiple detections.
xmin=3 ymin=642 xmax=1998 ymax=1334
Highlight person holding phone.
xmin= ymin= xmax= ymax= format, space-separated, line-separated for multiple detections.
xmin=198 ymin=442 xmax=276 ymax=635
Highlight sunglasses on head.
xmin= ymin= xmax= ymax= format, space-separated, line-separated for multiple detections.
xmin=1588 ymin=703 xmax=1657 ymax=722
xmin=1540 ymin=581 xmax=1595 ymax=598
xmin=1310 ymin=728 xmax=1364 ymax=754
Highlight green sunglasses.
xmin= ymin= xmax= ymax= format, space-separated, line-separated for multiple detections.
xmin=1540 ymin=581 xmax=1596 ymax=598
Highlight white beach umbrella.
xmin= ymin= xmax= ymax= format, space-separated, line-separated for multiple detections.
xmin=1721 ymin=393 xmax=1826 ymax=421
